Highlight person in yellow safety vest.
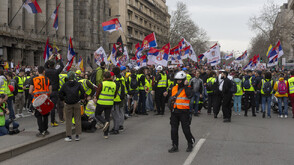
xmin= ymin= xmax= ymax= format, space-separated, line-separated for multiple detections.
xmin=259 ymin=72 xmax=274 ymax=118
xmin=5 ymin=72 xmax=17 ymax=119
xmin=168 ymin=71 xmax=195 ymax=153
xmin=182 ymin=68 xmax=191 ymax=83
xmin=23 ymin=71 xmax=31 ymax=111
xmin=288 ymin=70 xmax=294 ymax=118
xmin=145 ymin=74 xmax=154 ymax=111
xmin=78 ymin=78 xmax=97 ymax=96
xmin=80 ymin=96 xmax=98 ymax=132
xmin=206 ymin=71 xmax=216 ymax=114
xmin=14 ymin=69 xmax=25 ymax=118
xmin=95 ymin=71 xmax=118 ymax=139
xmin=242 ymin=70 xmax=256 ymax=117
xmin=126 ymin=69 xmax=139 ymax=116
xmin=137 ymin=67 xmax=148 ymax=115
xmin=154 ymin=65 xmax=168 ymax=115
xmin=233 ymin=74 xmax=243 ymax=116
xmin=109 ymin=67 xmax=125 ymax=135
xmin=273 ymin=73 xmax=289 ymax=118
xmin=120 ymin=66 xmax=129 ymax=118
xmin=57 ymin=73 xmax=68 ymax=123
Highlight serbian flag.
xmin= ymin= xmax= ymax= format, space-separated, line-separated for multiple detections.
xmin=23 ymin=0 xmax=42 ymax=14
xmin=180 ymin=46 xmax=190 ymax=59
xmin=78 ymin=56 xmax=85 ymax=72
xmin=147 ymin=43 xmax=170 ymax=67
xmin=64 ymin=56 xmax=75 ymax=72
xmin=225 ymin=53 xmax=233 ymax=60
xmin=141 ymin=32 xmax=157 ymax=50
xmin=102 ymin=18 xmax=123 ymax=33
xmin=268 ymin=55 xmax=278 ymax=67
xmin=198 ymin=54 xmax=205 ymax=61
xmin=269 ymin=40 xmax=284 ymax=61
xmin=67 ymin=37 xmax=75 ymax=61
xmin=51 ymin=3 xmax=61 ymax=30
xmin=109 ymin=44 xmax=119 ymax=66
xmin=43 ymin=38 xmax=52 ymax=62
xmin=135 ymin=43 xmax=143 ymax=59
xmin=178 ymin=38 xmax=185 ymax=50
xmin=236 ymin=50 xmax=247 ymax=61
xmin=137 ymin=55 xmax=147 ymax=67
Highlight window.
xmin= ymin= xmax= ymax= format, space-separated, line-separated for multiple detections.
xmin=144 ymin=21 xmax=147 ymax=26
xmin=135 ymin=15 xmax=138 ymax=21
xmin=140 ymin=18 xmax=143 ymax=24
xmin=149 ymin=23 xmax=151 ymax=28
xmin=135 ymin=0 xmax=138 ymax=7
xmin=135 ymin=30 xmax=138 ymax=37
xmin=128 ymin=12 xmax=132 ymax=20
xmin=128 ymin=27 xmax=132 ymax=35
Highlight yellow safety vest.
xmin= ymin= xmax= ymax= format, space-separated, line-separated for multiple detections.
xmin=235 ymin=81 xmax=243 ymax=96
xmin=85 ymin=101 xmax=95 ymax=116
xmin=97 ymin=81 xmax=116 ymax=106
xmin=137 ymin=74 xmax=145 ymax=90
xmin=206 ymin=77 xmax=216 ymax=94
xmin=59 ymin=74 xmax=67 ymax=91
xmin=114 ymin=77 xmax=124 ymax=102
xmin=187 ymin=74 xmax=192 ymax=83
xmin=16 ymin=76 xmax=25 ymax=93
xmin=243 ymin=77 xmax=255 ymax=92
xmin=146 ymin=79 xmax=152 ymax=91
xmin=157 ymin=73 xmax=167 ymax=88
xmin=128 ymin=76 xmax=138 ymax=91
xmin=261 ymin=79 xmax=274 ymax=95
xmin=288 ymin=77 xmax=294 ymax=94
xmin=24 ymin=76 xmax=31 ymax=89
xmin=79 ymin=79 xmax=93 ymax=96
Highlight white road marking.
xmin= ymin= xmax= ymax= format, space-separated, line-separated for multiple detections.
xmin=183 ymin=138 xmax=206 ymax=165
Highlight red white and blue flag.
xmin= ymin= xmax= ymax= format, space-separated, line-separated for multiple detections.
xmin=147 ymin=43 xmax=170 ymax=67
xmin=135 ymin=43 xmax=143 ymax=59
xmin=94 ymin=47 xmax=108 ymax=66
xmin=180 ymin=46 xmax=190 ymax=59
xmin=268 ymin=54 xmax=278 ymax=67
xmin=102 ymin=18 xmax=123 ymax=33
xmin=225 ymin=53 xmax=233 ymax=60
xmin=23 ymin=0 xmax=42 ymax=14
xmin=43 ymin=38 xmax=52 ymax=62
xmin=236 ymin=50 xmax=247 ymax=61
xmin=64 ymin=37 xmax=76 ymax=71
xmin=141 ymin=32 xmax=157 ymax=50
xmin=64 ymin=56 xmax=75 ymax=72
xmin=51 ymin=3 xmax=61 ymax=30
xmin=268 ymin=40 xmax=284 ymax=61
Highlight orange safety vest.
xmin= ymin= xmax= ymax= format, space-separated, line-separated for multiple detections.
xmin=171 ymin=85 xmax=190 ymax=110
xmin=32 ymin=76 xmax=50 ymax=102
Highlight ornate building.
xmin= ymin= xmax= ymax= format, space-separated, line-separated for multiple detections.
xmin=108 ymin=0 xmax=170 ymax=55
xmin=0 ymin=0 xmax=109 ymax=67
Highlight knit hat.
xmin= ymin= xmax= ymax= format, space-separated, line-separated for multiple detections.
xmin=67 ymin=71 xmax=76 ymax=80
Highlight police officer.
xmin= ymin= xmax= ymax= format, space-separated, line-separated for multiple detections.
xmin=169 ymin=71 xmax=195 ymax=153
xmin=154 ymin=66 xmax=168 ymax=115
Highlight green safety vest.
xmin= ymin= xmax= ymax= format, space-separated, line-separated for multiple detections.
xmin=243 ymin=77 xmax=255 ymax=92
xmin=187 ymin=74 xmax=192 ymax=83
xmin=79 ymin=79 xmax=93 ymax=96
xmin=235 ymin=81 xmax=243 ymax=96
xmin=8 ymin=81 xmax=13 ymax=97
xmin=157 ymin=73 xmax=167 ymax=88
xmin=261 ymin=79 xmax=274 ymax=95
xmin=288 ymin=77 xmax=294 ymax=94
xmin=0 ymin=79 xmax=11 ymax=96
xmin=114 ymin=77 xmax=123 ymax=102
xmin=146 ymin=79 xmax=152 ymax=91
xmin=85 ymin=101 xmax=95 ymax=116
xmin=59 ymin=74 xmax=68 ymax=91
xmin=168 ymin=79 xmax=174 ymax=89
xmin=97 ymin=81 xmax=116 ymax=106
xmin=0 ymin=108 xmax=5 ymax=126
xmin=206 ymin=77 xmax=216 ymax=94
xmin=137 ymin=74 xmax=145 ymax=90
xmin=16 ymin=76 xmax=25 ymax=93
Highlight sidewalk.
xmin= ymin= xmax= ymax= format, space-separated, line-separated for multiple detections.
xmin=0 ymin=111 xmax=69 ymax=162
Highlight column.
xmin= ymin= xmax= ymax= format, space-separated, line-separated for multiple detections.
xmin=65 ymin=0 xmax=74 ymax=37
xmin=92 ymin=0 xmax=98 ymax=44
xmin=10 ymin=0 xmax=23 ymax=28
xmin=57 ymin=0 xmax=65 ymax=38
xmin=0 ymin=0 xmax=8 ymax=25
xmin=36 ymin=0 xmax=46 ymax=34
xmin=24 ymin=8 xmax=35 ymax=32
xmin=12 ymin=49 xmax=22 ymax=65
xmin=47 ymin=0 xmax=56 ymax=35
xmin=25 ymin=50 xmax=34 ymax=66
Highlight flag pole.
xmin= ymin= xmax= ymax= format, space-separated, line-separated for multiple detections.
xmin=39 ymin=16 xmax=51 ymax=34
xmin=8 ymin=0 xmax=26 ymax=26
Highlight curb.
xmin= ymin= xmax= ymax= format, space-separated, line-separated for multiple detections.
xmin=0 ymin=129 xmax=75 ymax=162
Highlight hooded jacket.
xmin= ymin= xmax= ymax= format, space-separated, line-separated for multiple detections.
xmin=274 ymin=77 xmax=289 ymax=97
xmin=59 ymin=80 xmax=85 ymax=104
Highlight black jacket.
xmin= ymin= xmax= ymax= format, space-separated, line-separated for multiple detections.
xmin=59 ymin=80 xmax=85 ymax=104
xmin=222 ymin=78 xmax=232 ymax=96
xmin=44 ymin=60 xmax=64 ymax=91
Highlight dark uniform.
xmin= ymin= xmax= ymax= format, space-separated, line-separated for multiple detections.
xmin=154 ymin=71 xmax=168 ymax=115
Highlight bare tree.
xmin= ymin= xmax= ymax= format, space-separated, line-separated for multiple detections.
xmin=169 ymin=2 xmax=209 ymax=53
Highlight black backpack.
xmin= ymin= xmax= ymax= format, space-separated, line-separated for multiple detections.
xmin=231 ymin=80 xmax=237 ymax=93
xmin=206 ymin=81 xmax=213 ymax=91
xmin=117 ymin=79 xmax=125 ymax=100
xmin=263 ymin=80 xmax=272 ymax=95
xmin=130 ymin=75 xmax=138 ymax=90
xmin=90 ymin=68 xmax=103 ymax=85
xmin=243 ymin=77 xmax=251 ymax=89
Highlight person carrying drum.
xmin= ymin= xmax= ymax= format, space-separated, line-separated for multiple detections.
xmin=29 ymin=66 xmax=52 ymax=137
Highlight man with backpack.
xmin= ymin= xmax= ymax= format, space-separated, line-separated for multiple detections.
xmin=274 ymin=73 xmax=289 ymax=118
xmin=288 ymin=70 xmax=294 ymax=118
xmin=126 ymin=69 xmax=139 ymax=116
xmin=242 ymin=70 xmax=256 ymax=117
xmin=93 ymin=61 xmax=106 ymax=86
xmin=259 ymin=72 xmax=274 ymax=118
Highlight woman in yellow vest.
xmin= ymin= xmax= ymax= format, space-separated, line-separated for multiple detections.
xmin=145 ymin=74 xmax=154 ymax=111
xmin=233 ymin=73 xmax=243 ymax=116
xmin=95 ymin=71 xmax=118 ymax=139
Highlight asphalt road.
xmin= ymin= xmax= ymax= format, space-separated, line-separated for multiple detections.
xmin=2 ymin=110 xmax=294 ymax=165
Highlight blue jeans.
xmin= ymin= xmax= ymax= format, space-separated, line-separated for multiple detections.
xmin=261 ymin=95 xmax=272 ymax=116
xmin=8 ymin=97 xmax=15 ymax=119
xmin=0 ymin=120 xmax=19 ymax=136
xmin=278 ymin=97 xmax=288 ymax=115
xmin=255 ymin=91 xmax=261 ymax=112
xmin=138 ymin=90 xmax=146 ymax=114
xmin=234 ymin=95 xmax=242 ymax=113
xmin=145 ymin=92 xmax=154 ymax=111
xmin=190 ymin=92 xmax=200 ymax=114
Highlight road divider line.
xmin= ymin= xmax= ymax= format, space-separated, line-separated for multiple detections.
xmin=183 ymin=138 xmax=206 ymax=165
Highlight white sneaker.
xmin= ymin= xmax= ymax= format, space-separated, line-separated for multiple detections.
xmin=285 ymin=115 xmax=288 ymax=118
xmin=18 ymin=113 xmax=24 ymax=117
xmin=280 ymin=115 xmax=284 ymax=118
xmin=64 ymin=136 xmax=72 ymax=142
xmin=15 ymin=114 xmax=20 ymax=119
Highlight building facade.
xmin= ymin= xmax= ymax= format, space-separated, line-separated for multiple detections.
xmin=0 ymin=0 xmax=109 ymax=68
xmin=109 ymin=0 xmax=170 ymax=55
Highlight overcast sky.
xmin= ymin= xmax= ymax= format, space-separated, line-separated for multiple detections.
xmin=166 ymin=0 xmax=287 ymax=56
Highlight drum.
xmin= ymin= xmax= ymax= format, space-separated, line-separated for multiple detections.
xmin=33 ymin=94 xmax=54 ymax=115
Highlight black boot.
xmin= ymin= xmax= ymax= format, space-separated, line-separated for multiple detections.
xmin=186 ymin=143 xmax=193 ymax=152
xmin=168 ymin=144 xmax=179 ymax=153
